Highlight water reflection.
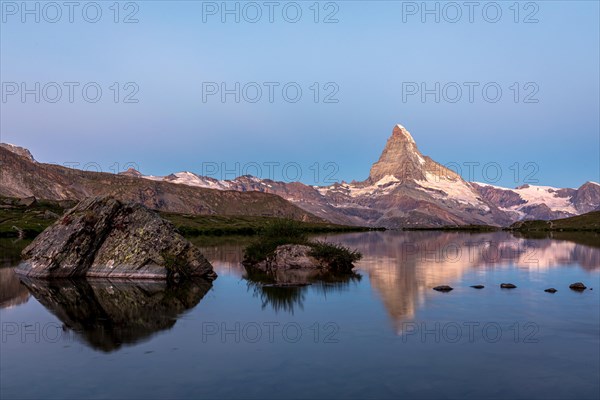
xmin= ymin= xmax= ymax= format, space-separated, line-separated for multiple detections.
xmin=0 ymin=238 xmax=30 ymax=267
xmin=198 ymin=231 xmax=599 ymax=327
xmin=0 ymin=239 xmax=32 ymax=308
xmin=19 ymin=278 xmax=212 ymax=352
xmin=192 ymin=237 xmax=248 ymax=275
xmin=5 ymin=231 xmax=598 ymax=342
xmin=0 ymin=268 xmax=30 ymax=309
xmin=323 ymin=231 xmax=600 ymax=331
xmin=245 ymin=275 xmax=361 ymax=314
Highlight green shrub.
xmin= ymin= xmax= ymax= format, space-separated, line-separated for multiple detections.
xmin=308 ymin=241 xmax=362 ymax=273
xmin=243 ymin=220 xmax=363 ymax=272
xmin=243 ymin=219 xmax=308 ymax=265
xmin=258 ymin=219 xmax=308 ymax=241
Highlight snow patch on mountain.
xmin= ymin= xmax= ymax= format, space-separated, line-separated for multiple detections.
xmin=416 ymin=173 xmax=490 ymax=210
xmin=515 ymin=185 xmax=576 ymax=212
xmin=475 ymin=182 xmax=578 ymax=215
xmin=143 ymin=171 xmax=233 ymax=190
xmin=328 ymin=176 xmax=404 ymax=198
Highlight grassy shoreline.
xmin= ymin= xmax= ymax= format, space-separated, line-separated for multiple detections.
xmin=401 ymin=224 xmax=500 ymax=232
xmin=506 ymin=211 xmax=600 ymax=232
xmin=0 ymin=196 xmax=375 ymax=239
xmin=3 ymin=196 xmax=598 ymax=239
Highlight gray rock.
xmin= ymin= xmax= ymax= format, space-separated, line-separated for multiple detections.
xmin=42 ymin=210 xmax=60 ymax=220
xmin=17 ymin=196 xmax=216 ymax=281
xmin=569 ymin=282 xmax=587 ymax=291
xmin=500 ymin=283 xmax=517 ymax=289
xmin=245 ymin=244 xmax=358 ymax=284
xmin=544 ymin=288 xmax=557 ymax=293
xmin=253 ymin=244 xmax=321 ymax=272
xmin=17 ymin=196 xmax=36 ymax=207
xmin=433 ymin=285 xmax=453 ymax=292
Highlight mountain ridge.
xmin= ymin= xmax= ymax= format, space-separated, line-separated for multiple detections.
xmin=2 ymin=124 xmax=598 ymax=228
xmin=0 ymin=146 xmax=322 ymax=222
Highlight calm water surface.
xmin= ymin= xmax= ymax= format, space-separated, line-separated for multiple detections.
xmin=1 ymin=231 xmax=599 ymax=399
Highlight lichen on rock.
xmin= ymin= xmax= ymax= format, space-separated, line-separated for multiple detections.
xmin=17 ymin=196 xmax=216 ymax=281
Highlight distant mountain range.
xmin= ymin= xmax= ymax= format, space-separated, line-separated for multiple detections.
xmin=2 ymin=125 xmax=598 ymax=228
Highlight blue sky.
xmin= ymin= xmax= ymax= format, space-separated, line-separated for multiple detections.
xmin=1 ymin=1 xmax=598 ymax=188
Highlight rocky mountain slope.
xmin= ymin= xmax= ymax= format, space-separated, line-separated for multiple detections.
xmin=128 ymin=124 xmax=599 ymax=227
xmin=3 ymin=124 xmax=597 ymax=227
xmin=128 ymin=125 xmax=511 ymax=227
xmin=0 ymin=145 xmax=321 ymax=222
xmin=141 ymin=124 xmax=597 ymax=227
xmin=472 ymin=181 xmax=600 ymax=221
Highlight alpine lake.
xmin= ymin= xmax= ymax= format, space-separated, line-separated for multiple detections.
xmin=1 ymin=230 xmax=599 ymax=399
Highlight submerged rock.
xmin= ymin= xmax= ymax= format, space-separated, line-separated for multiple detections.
xmin=544 ymin=288 xmax=557 ymax=293
xmin=17 ymin=196 xmax=216 ymax=281
xmin=433 ymin=285 xmax=453 ymax=292
xmin=500 ymin=283 xmax=517 ymax=289
xmin=569 ymin=282 xmax=587 ymax=291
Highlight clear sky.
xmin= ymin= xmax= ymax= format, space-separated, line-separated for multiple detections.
xmin=1 ymin=0 xmax=598 ymax=188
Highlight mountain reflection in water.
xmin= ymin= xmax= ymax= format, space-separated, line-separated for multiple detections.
xmin=2 ymin=231 xmax=597 ymax=349
xmin=19 ymin=278 xmax=212 ymax=352
xmin=0 ymin=268 xmax=30 ymax=309
xmin=196 ymin=231 xmax=600 ymax=329
xmin=322 ymin=231 xmax=600 ymax=331
xmin=0 ymin=239 xmax=32 ymax=309
xmin=0 ymin=232 xmax=598 ymax=399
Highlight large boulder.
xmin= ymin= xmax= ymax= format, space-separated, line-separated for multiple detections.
xmin=17 ymin=196 xmax=216 ymax=280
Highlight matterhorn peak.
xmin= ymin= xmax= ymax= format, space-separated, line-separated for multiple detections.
xmin=392 ymin=124 xmax=416 ymax=144
xmin=368 ymin=124 xmax=427 ymax=183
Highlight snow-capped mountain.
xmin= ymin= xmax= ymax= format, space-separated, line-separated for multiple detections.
xmin=4 ymin=124 xmax=595 ymax=228
xmin=472 ymin=181 xmax=600 ymax=221
xmin=127 ymin=124 xmax=599 ymax=227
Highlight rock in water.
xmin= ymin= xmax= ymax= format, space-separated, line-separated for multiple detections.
xmin=252 ymin=245 xmax=320 ymax=272
xmin=433 ymin=285 xmax=453 ymax=292
xmin=244 ymin=244 xmax=360 ymax=285
xmin=17 ymin=196 xmax=216 ymax=280
xmin=500 ymin=283 xmax=517 ymax=289
xmin=470 ymin=285 xmax=485 ymax=289
xmin=569 ymin=282 xmax=587 ymax=291
xmin=544 ymin=288 xmax=557 ymax=293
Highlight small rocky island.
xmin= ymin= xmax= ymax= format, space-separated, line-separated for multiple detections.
xmin=17 ymin=196 xmax=216 ymax=281
xmin=242 ymin=220 xmax=362 ymax=285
